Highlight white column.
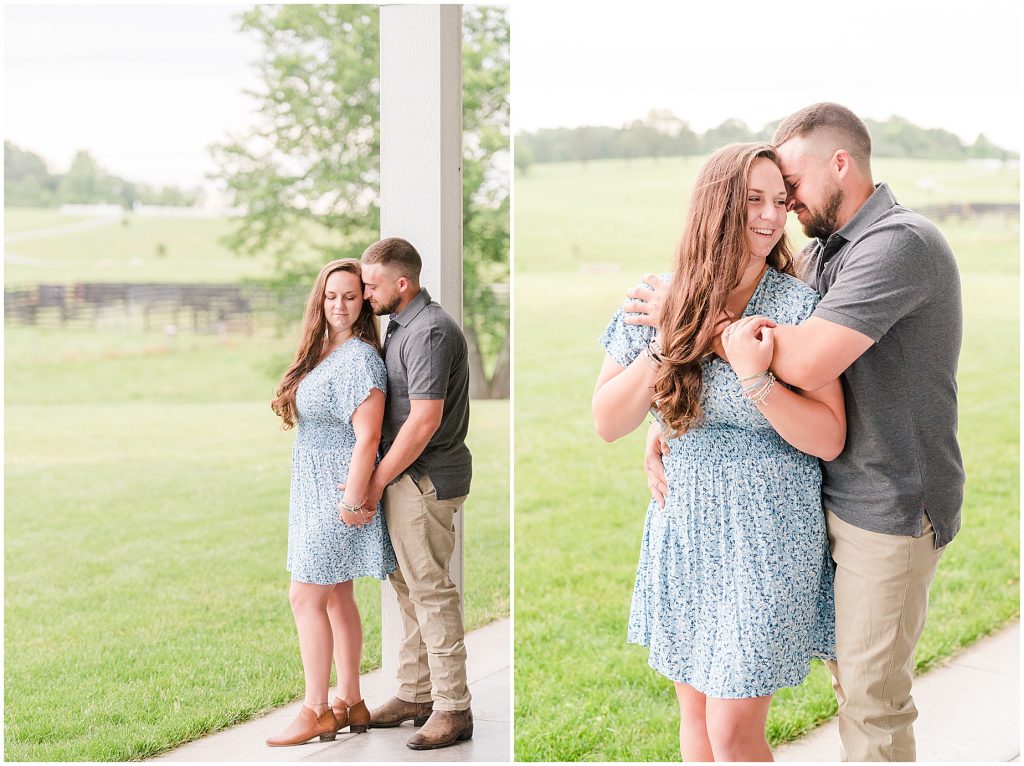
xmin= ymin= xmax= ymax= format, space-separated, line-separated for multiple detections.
xmin=378 ymin=4 xmax=463 ymax=692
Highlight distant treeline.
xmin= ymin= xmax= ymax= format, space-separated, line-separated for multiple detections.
xmin=514 ymin=111 xmax=1019 ymax=171
xmin=4 ymin=141 xmax=200 ymax=208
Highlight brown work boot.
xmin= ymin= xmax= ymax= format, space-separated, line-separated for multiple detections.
xmin=406 ymin=709 xmax=473 ymax=750
xmin=265 ymin=704 xmax=339 ymax=747
xmin=368 ymin=696 xmax=433 ymax=728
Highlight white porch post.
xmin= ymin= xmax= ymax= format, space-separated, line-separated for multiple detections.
xmin=378 ymin=4 xmax=463 ymax=690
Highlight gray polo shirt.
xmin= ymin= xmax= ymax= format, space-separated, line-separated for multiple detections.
xmin=804 ymin=182 xmax=964 ymax=548
xmin=380 ymin=288 xmax=472 ymax=500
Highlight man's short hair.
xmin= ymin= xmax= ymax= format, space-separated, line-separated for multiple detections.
xmin=361 ymin=237 xmax=422 ymax=281
xmin=772 ymin=102 xmax=872 ymax=168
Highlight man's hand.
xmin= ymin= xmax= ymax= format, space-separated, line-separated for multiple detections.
xmin=363 ymin=478 xmax=384 ymax=516
xmin=644 ymin=421 xmax=670 ymax=508
xmin=622 ymin=273 xmax=668 ymax=328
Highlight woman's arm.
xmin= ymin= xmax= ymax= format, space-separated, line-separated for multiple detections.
xmin=592 ymin=350 xmax=660 ymax=442
xmin=341 ymin=387 xmax=385 ymax=525
xmin=724 ymin=316 xmax=846 ymax=460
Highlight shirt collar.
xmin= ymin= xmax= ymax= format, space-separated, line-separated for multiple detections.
xmin=813 ymin=182 xmax=897 ymax=254
xmin=389 ymin=288 xmax=431 ymax=327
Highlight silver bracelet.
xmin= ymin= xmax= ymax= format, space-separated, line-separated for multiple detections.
xmin=737 ymin=370 xmax=769 ymax=383
xmin=339 ymin=499 xmax=363 ymax=513
xmin=745 ymin=372 xmax=776 ymax=405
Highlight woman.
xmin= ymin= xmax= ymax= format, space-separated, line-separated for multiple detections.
xmin=268 ymin=258 xmax=397 ymax=747
xmin=592 ymin=143 xmax=844 ymax=761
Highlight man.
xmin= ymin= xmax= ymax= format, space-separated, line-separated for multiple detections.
xmin=354 ymin=237 xmax=474 ymax=750
xmin=627 ymin=103 xmax=964 ymax=761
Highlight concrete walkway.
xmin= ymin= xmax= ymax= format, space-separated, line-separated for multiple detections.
xmin=153 ymin=618 xmax=510 ymax=762
xmin=776 ymin=621 xmax=1020 ymax=762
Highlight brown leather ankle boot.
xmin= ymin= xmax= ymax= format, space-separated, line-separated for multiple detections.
xmin=331 ymin=697 xmax=371 ymax=733
xmin=331 ymin=697 xmax=349 ymax=731
xmin=265 ymin=704 xmax=339 ymax=747
xmin=347 ymin=699 xmax=371 ymax=733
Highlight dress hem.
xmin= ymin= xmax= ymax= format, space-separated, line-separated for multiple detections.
xmin=287 ymin=565 xmax=397 ymax=585
xmin=627 ymin=636 xmax=836 ymax=698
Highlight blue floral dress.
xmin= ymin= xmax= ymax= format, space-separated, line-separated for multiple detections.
xmin=287 ymin=337 xmax=397 ymax=584
xmin=600 ymin=267 xmax=836 ymax=698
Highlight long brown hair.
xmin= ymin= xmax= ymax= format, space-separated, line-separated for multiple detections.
xmin=272 ymin=259 xmax=381 ymax=429
xmin=654 ymin=143 xmax=795 ymax=435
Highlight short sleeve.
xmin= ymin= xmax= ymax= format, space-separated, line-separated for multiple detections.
xmin=598 ymin=273 xmax=668 ymax=367
xmin=812 ymin=225 xmax=938 ymax=342
xmin=789 ymin=282 xmax=820 ymax=325
xmin=405 ymin=324 xmax=455 ymax=400
xmin=599 ymin=308 xmax=654 ymax=368
xmin=335 ymin=344 xmax=387 ymax=421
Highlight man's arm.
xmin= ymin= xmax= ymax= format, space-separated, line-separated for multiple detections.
xmin=752 ymin=316 xmax=873 ymax=391
xmin=364 ymin=398 xmax=444 ymax=505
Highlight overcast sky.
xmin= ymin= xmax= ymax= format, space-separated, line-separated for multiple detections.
xmin=3 ymin=1 xmax=1021 ymax=193
xmin=4 ymin=4 xmax=262 ymax=189
xmin=512 ymin=0 xmax=1022 ymax=151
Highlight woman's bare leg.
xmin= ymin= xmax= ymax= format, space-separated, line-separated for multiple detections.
xmin=326 ymin=580 xmax=363 ymax=704
xmin=705 ymin=695 xmax=774 ymax=762
xmin=289 ymin=581 xmax=335 ymax=707
xmin=675 ymin=681 xmax=714 ymax=762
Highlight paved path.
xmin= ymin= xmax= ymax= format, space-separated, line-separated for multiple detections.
xmin=152 ymin=618 xmax=509 ymax=762
xmin=776 ymin=620 xmax=1020 ymax=762
xmin=4 ymin=216 xmax=121 ymax=243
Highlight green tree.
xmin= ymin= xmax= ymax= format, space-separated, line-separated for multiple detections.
xmin=461 ymin=5 xmax=510 ymax=397
xmin=211 ymin=4 xmax=510 ymax=397
xmin=702 ymin=118 xmax=754 ymax=151
xmin=514 ymin=141 xmax=533 ymax=175
xmin=4 ymin=141 xmax=59 ymax=207
xmin=211 ymin=5 xmax=381 ymax=285
xmin=57 ymin=150 xmax=109 ymax=204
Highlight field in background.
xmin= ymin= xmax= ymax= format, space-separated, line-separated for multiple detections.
xmin=3 ymin=211 xmax=510 ymax=760
xmin=515 ymin=156 xmax=1019 ymax=274
xmin=513 ymin=155 xmax=1019 ymax=760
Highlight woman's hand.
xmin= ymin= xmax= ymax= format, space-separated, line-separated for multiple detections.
xmin=337 ymin=481 xmax=378 ymax=528
xmin=722 ymin=315 xmax=777 ymax=379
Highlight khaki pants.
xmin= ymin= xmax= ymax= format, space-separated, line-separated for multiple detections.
xmin=384 ymin=473 xmax=470 ymax=712
xmin=826 ymin=510 xmax=945 ymax=762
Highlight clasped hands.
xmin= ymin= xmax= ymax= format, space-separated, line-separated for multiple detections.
xmin=336 ymin=479 xmax=385 ymax=528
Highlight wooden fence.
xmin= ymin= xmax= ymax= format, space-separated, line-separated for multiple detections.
xmin=4 ymin=282 xmax=306 ymax=334
xmin=918 ymin=202 xmax=1019 ymax=221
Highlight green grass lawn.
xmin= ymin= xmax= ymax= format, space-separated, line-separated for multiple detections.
xmin=4 ymin=327 xmax=509 ymax=761
xmin=3 ymin=210 xmax=277 ymax=285
xmin=513 ymin=157 xmax=1019 ymax=760
xmin=3 ymin=207 xmax=81 ymax=234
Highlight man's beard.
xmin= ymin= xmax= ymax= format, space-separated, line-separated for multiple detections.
xmin=802 ymin=186 xmax=844 ymax=240
xmin=372 ymin=295 xmax=400 ymax=316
